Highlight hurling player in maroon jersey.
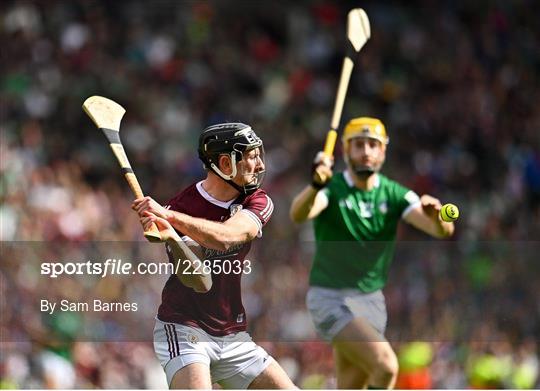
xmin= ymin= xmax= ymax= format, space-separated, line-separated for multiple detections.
xmin=132 ymin=123 xmax=295 ymax=389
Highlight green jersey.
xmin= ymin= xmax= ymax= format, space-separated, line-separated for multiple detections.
xmin=310 ymin=171 xmax=420 ymax=292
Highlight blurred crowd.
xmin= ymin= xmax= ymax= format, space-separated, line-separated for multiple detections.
xmin=1 ymin=0 xmax=539 ymax=388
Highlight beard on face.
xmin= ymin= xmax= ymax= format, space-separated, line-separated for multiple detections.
xmin=349 ymin=160 xmax=382 ymax=180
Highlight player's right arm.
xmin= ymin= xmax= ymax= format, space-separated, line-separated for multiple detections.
xmin=290 ymin=152 xmax=332 ymax=223
xmin=133 ymin=191 xmax=273 ymax=251
xmin=290 ymin=187 xmax=329 ymax=223
xmin=141 ymin=212 xmax=212 ymax=293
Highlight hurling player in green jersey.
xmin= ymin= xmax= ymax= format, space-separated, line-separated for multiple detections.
xmin=290 ymin=117 xmax=455 ymax=389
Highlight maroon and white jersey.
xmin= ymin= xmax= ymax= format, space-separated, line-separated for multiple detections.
xmin=157 ymin=181 xmax=273 ymax=336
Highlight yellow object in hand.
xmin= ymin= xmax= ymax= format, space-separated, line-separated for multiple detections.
xmin=440 ymin=203 xmax=459 ymax=222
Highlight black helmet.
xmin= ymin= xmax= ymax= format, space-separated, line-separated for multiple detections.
xmin=198 ymin=122 xmax=265 ymax=195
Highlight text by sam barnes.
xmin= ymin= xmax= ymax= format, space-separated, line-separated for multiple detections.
xmin=40 ymin=299 xmax=138 ymax=314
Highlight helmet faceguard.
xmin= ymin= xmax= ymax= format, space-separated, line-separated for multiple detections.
xmin=198 ymin=123 xmax=265 ymax=195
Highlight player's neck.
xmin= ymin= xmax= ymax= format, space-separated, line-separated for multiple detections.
xmin=201 ymin=175 xmax=240 ymax=202
xmin=347 ymin=168 xmax=377 ymax=191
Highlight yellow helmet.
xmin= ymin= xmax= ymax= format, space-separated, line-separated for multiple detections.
xmin=342 ymin=117 xmax=389 ymax=145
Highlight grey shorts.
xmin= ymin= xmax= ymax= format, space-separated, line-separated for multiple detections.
xmin=153 ymin=319 xmax=271 ymax=388
xmin=306 ymin=286 xmax=387 ymax=342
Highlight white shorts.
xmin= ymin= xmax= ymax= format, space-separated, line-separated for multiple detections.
xmin=306 ymin=286 xmax=387 ymax=342
xmin=153 ymin=318 xmax=272 ymax=388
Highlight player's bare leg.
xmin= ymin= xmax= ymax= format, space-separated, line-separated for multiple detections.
xmin=170 ymin=363 xmax=212 ymax=389
xmin=333 ymin=318 xmax=398 ymax=389
xmin=334 ymin=346 xmax=370 ymax=389
xmin=248 ymin=360 xmax=297 ymax=389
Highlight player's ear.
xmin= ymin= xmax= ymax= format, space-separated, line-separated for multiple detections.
xmin=218 ymin=154 xmax=233 ymax=175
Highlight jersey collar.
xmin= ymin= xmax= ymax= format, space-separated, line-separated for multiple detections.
xmin=196 ymin=181 xmax=236 ymax=209
xmin=344 ymin=170 xmax=380 ymax=188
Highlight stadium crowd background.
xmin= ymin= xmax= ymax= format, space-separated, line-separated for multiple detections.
xmin=1 ymin=0 xmax=539 ymax=388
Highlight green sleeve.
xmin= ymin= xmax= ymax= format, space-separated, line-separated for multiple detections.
xmin=391 ymin=181 xmax=420 ymax=217
xmin=321 ymin=174 xmax=337 ymax=202
xmin=322 ymin=186 xmax=331 ymax=201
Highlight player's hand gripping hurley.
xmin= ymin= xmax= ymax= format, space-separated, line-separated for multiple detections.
xmin=82 ymin=96 xmax=161 ymax=242
xmin=323 ymin=9 xmax=371 ymax=158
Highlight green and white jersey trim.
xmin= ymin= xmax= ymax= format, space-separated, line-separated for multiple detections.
xmin=317 ymin=171 xmax=420 ymax=220
xmin=401 ymin=188 xmax=421 ymax=219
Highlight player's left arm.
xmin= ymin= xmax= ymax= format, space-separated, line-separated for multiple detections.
xmin=404 ymin=194 xmax=455 ymax=238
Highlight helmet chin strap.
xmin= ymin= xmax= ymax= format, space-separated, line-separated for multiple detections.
xmin=224 ymin=179 xmax=247 ymax=195
xmin=220 ymin=173 xmax=263 ymax=196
